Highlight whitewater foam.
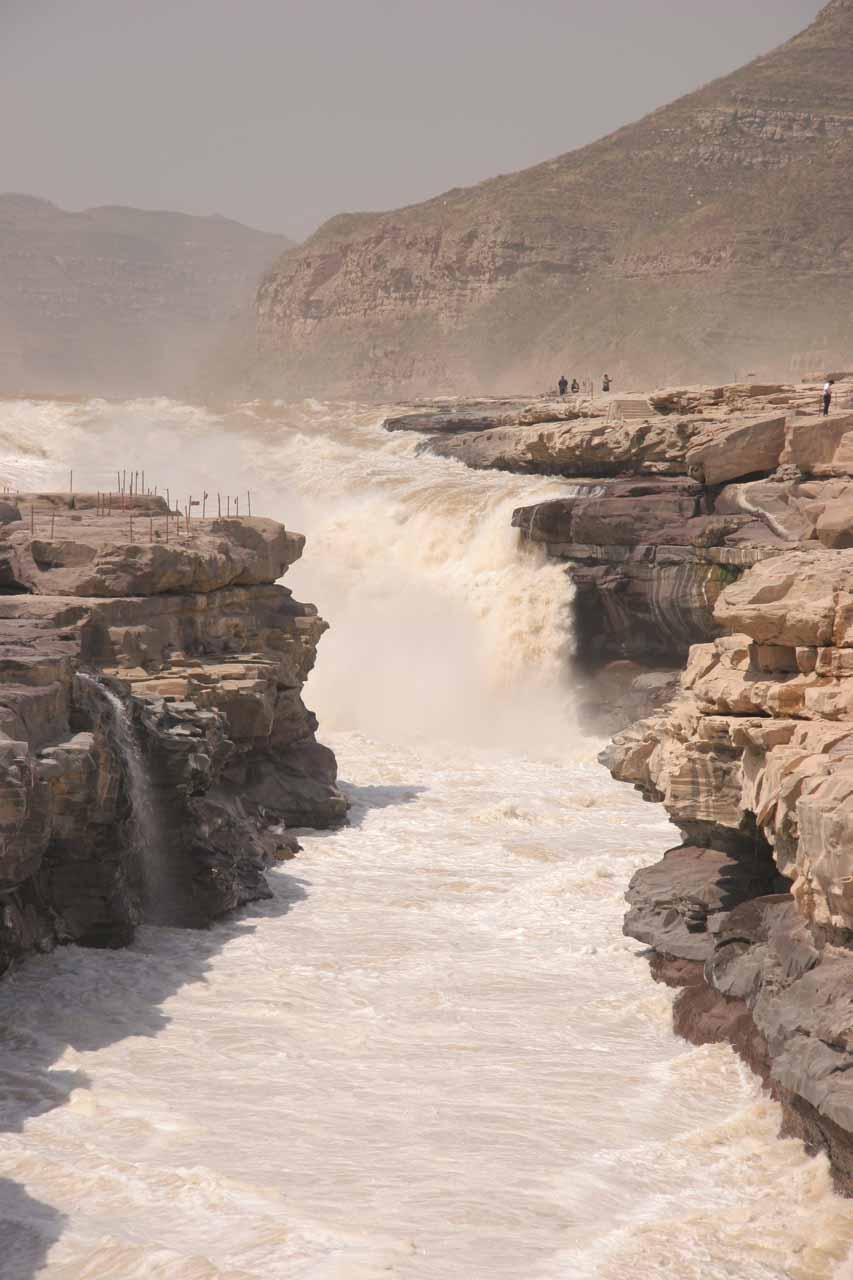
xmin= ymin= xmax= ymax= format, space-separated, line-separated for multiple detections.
xmin=0 ymin=397 xmax=852 ymax=1277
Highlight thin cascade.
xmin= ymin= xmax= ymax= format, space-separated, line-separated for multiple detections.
xmin=77 ymin=672 xmax=167 ymax=915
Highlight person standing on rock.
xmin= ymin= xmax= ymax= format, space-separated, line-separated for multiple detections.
xmin=558 ymin=375 xmax=568 ymax=397
xmin=824 ymin=379 xmax=834 ymax=416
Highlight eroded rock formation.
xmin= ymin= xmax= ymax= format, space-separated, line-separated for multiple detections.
xmin=434 ymin=370 xmax=853 ymax=1185
xmin=600 ymin=541 xmax=853 ymax=1187
xmin=504 ymin=378 xmax=853 ymax=667
xmin=0 ymin=494 xmax=345 ymax=973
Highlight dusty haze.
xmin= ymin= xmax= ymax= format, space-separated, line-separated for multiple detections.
xmin=2 ymin=1 xmax=822 ymax=241
xmin=256 ymin=0 xmax=853 ymax=398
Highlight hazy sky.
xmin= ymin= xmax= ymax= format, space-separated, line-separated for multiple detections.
xmin=1 ymin=0 xmax=824 ymax=241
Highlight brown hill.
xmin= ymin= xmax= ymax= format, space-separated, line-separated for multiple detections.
xmin=0 ymin=196 xmax=292 ymax=396
xmin=255 ymin=0 xmax=853 ymax=399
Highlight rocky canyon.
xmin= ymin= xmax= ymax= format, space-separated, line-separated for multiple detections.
xmin=8 ymin=0 xmax=853 ymax=1273
xmin=390 ymin=369 xmax=853 ymax=1196
xmin=5 ymin=392 xmax=853 ymax=1277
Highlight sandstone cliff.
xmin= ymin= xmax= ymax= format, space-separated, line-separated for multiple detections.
xmin=414 ymin=379 xmax=847 ymax=670
xmin=452 ymin=370 xmax=853 ymax=1185
xmin=602 ymin=549 xmax=853 ymax=1191
xmin=255 ymin=0 xmax=853 ymax=399
xmin=0 ymin=195 xmax=292 ymax=396
xmin=0 ymin=493 xmax=345 ymax=974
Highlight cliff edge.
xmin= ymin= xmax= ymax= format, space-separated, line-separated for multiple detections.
xmin=0 ymin=493 xmax=346 ymax=974
xmin=435 ymin=369 xmax=853 ymax=1187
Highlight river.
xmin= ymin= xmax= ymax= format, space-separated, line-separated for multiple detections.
xmin=1 ymin=397 xmax=853 ymax=1278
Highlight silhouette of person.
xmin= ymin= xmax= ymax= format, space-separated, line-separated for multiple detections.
xmin=824 ymin=379 xmax=834 ymax=416
xmin=603 ymin=374 xmax=612 ymax=393
xmin=571 ymin=378 xmax=580 ymax=394
xmin=558 ymin=375 xmax=568 ymax=397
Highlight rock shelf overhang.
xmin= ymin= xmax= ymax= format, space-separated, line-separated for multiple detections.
xmin=0 ymin=494 xmax=346 ymax=973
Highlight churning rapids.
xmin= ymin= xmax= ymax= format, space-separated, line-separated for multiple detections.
xmin=2 ymin=397 xmax=853 ymax=1280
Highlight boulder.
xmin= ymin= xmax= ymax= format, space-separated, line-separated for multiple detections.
xmin=685 ymin=415 xmax=787 ymax=485
xmin=786 ymin=412 xmax=853 ymax=477
xmin=624 ymin=843 xmax=785 ymax=961
xmin=512 ymin=478 xmax=703 ymax=548
xmin=427 ymin=416 xmax=711 ymax=477
xmin=713 ymin=548 xmax=853 ymax=647
xmin=714 ymin=478 xmax=821 ymax=543
xmin=815 ymin=495 xmax=853 ymax=548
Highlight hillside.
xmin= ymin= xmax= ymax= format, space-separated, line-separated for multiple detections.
xmin=255 ymin=0 xmax=853 ymax=399
xmin=0 ymin=195 xmax=292 ymax=396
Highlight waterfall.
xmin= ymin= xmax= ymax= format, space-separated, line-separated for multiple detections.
xmin=77 ymin=672 xmax=167 ymax=916
xmin=4 ymin=397 xmax=853 ymax=1278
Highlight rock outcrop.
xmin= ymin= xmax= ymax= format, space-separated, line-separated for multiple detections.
xmin=0 ymin=494 xmax=345 ymax=974
xmin=430 ymin=407 xmax=789 ymax=482
xmin=503 ymin=378 xmax=853 ymax=666
xmin=604 ymin=542 xmax=853 ymax=1192
xmin=404 ymin=368 xmax=853 ymax=1186
xmin=255 ymin=2 xmax=853 ymax=398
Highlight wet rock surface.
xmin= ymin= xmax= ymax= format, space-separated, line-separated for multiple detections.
xmin=0 ymin=494 xmax=345 ymax=974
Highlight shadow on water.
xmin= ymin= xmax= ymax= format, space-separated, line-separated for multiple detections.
xmin=336 ymin=780 xmax=427 ymax=829
xmin=0 ymin=872 xmax=309 ymax=1279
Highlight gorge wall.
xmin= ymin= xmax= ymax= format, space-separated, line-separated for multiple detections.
xmin=603 ymin=545 xmax=853 ymax=1192
xmin=404 ymin=379 xmax=852 ymax=670
xmin=0 ymin=492 xmax=345 ymax=974
xmin=255 ymin=1 xmax=853 ymax=399
xmin=398 ymin=373 xmax=853 ymax=1189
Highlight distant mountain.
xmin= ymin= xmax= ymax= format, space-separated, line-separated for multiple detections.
xmin=0 ymin=196 xmax=292 ymax=395
xmin=255 ymin=0 xmax=853 ymax=399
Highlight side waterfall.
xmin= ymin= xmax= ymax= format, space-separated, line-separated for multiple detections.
xmin=77 ymin=673 xmax=167 ymax=915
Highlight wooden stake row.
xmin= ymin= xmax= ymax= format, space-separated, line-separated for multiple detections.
xmin=21 ymin=486 xmax=256 ymax=543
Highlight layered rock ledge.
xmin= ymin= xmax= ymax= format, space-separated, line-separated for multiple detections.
xmin=604 ymin=545 xmax=853 ymax=1193
xmin=413 ymin=375 xmax=853 ymax=1188
xmin=504 ymin=380 xmax=853 ymax=664
xmin=0 ymin=493 xmax=345 ymax=973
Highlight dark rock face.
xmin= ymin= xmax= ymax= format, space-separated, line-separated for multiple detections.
xmin=513 ymin=477 xmax=782 ymax=663
xmin=644 ymin=892 xmax=853 ymax=1195
xmin=0 ymin=494 xmax=346 ymax=975
xmin=624 ymin=842 xmax=787 ymax=962
xmin=575 ymin=660 xmax=681 ymax=735
xmin=605 ymin=528 xmax=853 ymax=1189
xmin=383 ymin=399 xmax=528 ymax=434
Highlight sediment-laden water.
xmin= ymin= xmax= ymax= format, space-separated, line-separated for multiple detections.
xmin=2 ymin=397 xmax=853 ymax=1278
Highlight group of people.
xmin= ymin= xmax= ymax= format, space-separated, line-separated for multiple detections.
xmin=557 ymin=374 xmax=611 ymax=397
xmin=556 ymin=374 xmax=837 ymax=414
